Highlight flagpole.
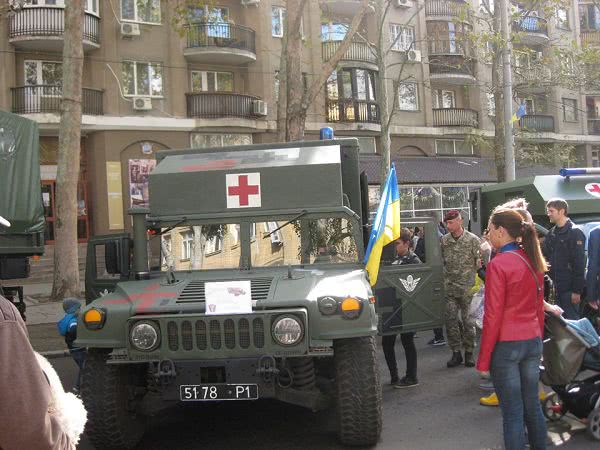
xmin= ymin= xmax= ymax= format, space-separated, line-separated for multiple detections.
xmin=500 ymin=0 xmax=515 ymax=181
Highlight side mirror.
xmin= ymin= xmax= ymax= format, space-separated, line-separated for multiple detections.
xmin=104 ymin=241 xmax=121 ymax=274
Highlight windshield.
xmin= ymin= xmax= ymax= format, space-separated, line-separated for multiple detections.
xmin=160 ymin=217 xmax=360 ymax=271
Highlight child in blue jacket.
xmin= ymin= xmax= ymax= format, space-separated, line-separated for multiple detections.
xmin=57 ymin=297 xmax=86 ymax=393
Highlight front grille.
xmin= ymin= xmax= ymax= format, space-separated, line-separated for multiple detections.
xmin=177 ymin=278 xmax=273 ymax=303
xmin=166 ymin=316 xmax=267 ymax=352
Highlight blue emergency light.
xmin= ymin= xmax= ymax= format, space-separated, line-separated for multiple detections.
xmin=559 ymin=168 xmax=600 ymax=177
xmin=320 ymin=127 xmax=334 ymax=140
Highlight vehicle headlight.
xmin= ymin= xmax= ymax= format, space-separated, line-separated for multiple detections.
xmin=272 ymin=316 xmax=304 ymax=346
xmin=130 ymin=321 xmax=160 ymax=351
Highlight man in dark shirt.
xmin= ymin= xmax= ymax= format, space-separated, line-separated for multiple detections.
xmin=382 ymin=228 xmax=421 ymax=388
xmin=543 ymin=198 xmax=586 ymax=320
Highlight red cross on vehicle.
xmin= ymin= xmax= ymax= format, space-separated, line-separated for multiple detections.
xmin=226 ymin=173 xmax=261 ymax=208
xmin=586 ymin=183 xmax=600 ymax=198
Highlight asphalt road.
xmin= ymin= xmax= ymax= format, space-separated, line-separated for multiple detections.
xmin=50 ymin=338 xmax=595 ymax=450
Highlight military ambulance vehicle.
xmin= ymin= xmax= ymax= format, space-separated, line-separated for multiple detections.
xmin=470 ymin=168 xmax=600 ymax=239
xmin=0 ymin=110 xmax=45 ymax=318
xmin=78 ymin=139 xmax=444 ymax=449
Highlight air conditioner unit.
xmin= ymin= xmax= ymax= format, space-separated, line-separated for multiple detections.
xmin=395 ymin=0 xmax=412 ymax=8
xmin=133 ymin=97 xmax=152 ymax=111
xmin=241 ymin=0 xmax=260 ymax=6
xmin=120 ymin=22 xmax=141 ymax=37
xmin=405 ymin=49 xmax=422 ymax=63
xmin=252 ymin=100 xmax=267 ymax=116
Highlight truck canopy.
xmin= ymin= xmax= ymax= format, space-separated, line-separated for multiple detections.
xmin=477 ymin=174 xmax=600 ymax=229
xmin=0 ymin=110 xmax=44 ymax=255
xmin=148 ymin=139 xmax=364 ymax=223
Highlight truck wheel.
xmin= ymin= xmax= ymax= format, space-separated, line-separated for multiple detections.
xmin=81 ymin=349 xmax=146 ymax=450
xmin=333 ymin=336 xmax=382 ymax=446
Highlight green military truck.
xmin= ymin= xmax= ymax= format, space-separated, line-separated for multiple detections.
xmin=78 ymin=139 xmax=444 ymax=449
xmin=0 ymin=110 xmax=45 ymax=317
xmin=470 ymin=169 xmax=600 ymax=237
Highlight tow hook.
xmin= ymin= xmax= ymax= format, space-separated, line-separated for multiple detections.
xmin=154 ymin=359 xmax=176 ymax=385
xmin=256 ymin=355 xmax=279 ymax=383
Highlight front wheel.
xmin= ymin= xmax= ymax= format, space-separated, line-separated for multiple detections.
xmin=81 ymin=349 xmax=147 ymax=450
xmin=334 ymin=336 xmax=382 ymax=446
xmin=587 ymin=408 xmax=600 ymax=441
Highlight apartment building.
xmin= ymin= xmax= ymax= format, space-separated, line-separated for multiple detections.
xmin=1 ymin=0 xmax=599 ymax=269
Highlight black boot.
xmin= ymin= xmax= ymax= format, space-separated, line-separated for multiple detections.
xmin=464 ymin=352 xmax=475 ymax=367
xmin=390 ymin=370 xmax=399 ymax=385
xmin=447 ymin=351 xmax=463 ymax=368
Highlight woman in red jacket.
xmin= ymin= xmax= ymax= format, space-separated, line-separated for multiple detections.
xmin=476 ymin=208 xmax=548 ymax=450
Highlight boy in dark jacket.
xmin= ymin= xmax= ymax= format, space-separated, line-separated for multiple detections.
xmin=57 ymin=298 xmax=86 ymax=393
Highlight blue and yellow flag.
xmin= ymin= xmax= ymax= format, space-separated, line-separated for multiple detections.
xmin=510 ymin=103 xmax=527 ymax=124
xmin=363 ymin=164 xmax=401 ymax=286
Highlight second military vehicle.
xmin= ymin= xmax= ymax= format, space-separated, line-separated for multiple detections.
xmin=78 ymin=139 xmax=444 ymax=449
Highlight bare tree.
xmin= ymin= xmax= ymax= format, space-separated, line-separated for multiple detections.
xmin=51 ymin=0 xmax=84 ymax=300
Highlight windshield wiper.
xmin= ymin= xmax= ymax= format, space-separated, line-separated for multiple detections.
xmin=263 ymin=210 xmax=308 ymax=239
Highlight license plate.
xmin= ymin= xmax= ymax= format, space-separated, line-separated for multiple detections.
xmin=180 ymin=384 xmax=258 ymax=401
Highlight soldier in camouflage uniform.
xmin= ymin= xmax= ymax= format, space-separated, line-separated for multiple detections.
xmin=441 ymin=210 xmax=481 ymax=368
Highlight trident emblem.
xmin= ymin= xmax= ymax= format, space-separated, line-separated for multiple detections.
xmin=399 ymin=275 xmax=421 ymax=292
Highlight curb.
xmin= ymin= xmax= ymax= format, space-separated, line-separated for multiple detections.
xmin=39 ymin=350 xmax=69 ymax=359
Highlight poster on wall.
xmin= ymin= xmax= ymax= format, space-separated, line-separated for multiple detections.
xmin=128 ymin=159 xmax=156 ymax=208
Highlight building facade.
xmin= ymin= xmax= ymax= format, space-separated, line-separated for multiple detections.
xmin=1 ymin=0 xmax=599 ymax=275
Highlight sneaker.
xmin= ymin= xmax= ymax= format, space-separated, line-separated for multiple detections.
xmin=539 ymin=390 xmax=547 ymax=401
xmin=480 ymin=392 xmax=499 ymax=406
xmin=427 ymin=337 xmax=447 ymax=347
xmin=394 ymin=376 xmax=419 ymax=389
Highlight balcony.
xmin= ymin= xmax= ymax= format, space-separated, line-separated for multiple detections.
xmin=326 ymin=99 xmax=380 ymax=124
xmin=183 ymin=23 xmax=256 ymax=65
xmin=433 ymin=108 xmax=478 ymax=127
xmin=320 ymin=0 xmax=374 ymax=17
xmin=513 ymin=66 xmax=552 ymax=93
xmin=512 ymin=16 xmax=548 ymax=46
xmin=428 ymin=46 xmax=476 ymax=85
xmin=322 ymin=41 xmax=377 ymax=70
xmin=9 ymin=6 xmax=100 ymax=52
xmin=518 ymin=115 xmax=554 ymax=132
xmin=425 ymin=0 xmax=470 ymax=21
xmin=186 ymin=92 xmax=264 ymax=119
xmin=11 ymin=86 xmax=104 ymax=115
xmin=582 ymin=30 xmax=600 ymax=47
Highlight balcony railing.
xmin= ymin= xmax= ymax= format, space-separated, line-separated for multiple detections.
xmin=186 ymin=92 xmax=261 ymax=119
xmin=11 ymin=86 xmax=104 ymax=115
xmin=9 ymin=6 xmax=100 ymax=44
xmin=433 ymin=108 xmax=478 ymax=127
xmin=518 ymin=114 xmax=554 ymax=132
xmin=185 ymin=22 xmax=255 ymax=53
xmin=321 ymin=41 xmax=377 ymax=65
xmin=582 ymin=30 xmax=600 ymax=46
xmin=514 ymin=65 xmax=552 ymax=84
xmin=428 ymin=39 xmax=473 ymax=57
xmin=326 ymin=99 xmax=380 ymax=124
xmin=512 ymin=16 xmax=548 ymax=36
xmin=425 ymin=0 xmax=470 ymax=18
xmin=429 ymin=58 xmax=475 ymax=77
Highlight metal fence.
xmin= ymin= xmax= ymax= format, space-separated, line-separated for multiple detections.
xmin=425 ymin=0 xmax=470 ymax=18
xmin=11 ymin=86 xmax=104 ymax=115
xmin=519 ymin=115 xmax=555 ymax=132
xmin=186 ymin=92 xmax=260 ymax=118
xmin=433 ymin=108 xmax=479 ymax=127
xmin=429 ymin=58 xmax=475 ymax=76
xmin=326 ymin=99 xmax=380 ymax=123
xmin=321 ymin=41 xmax=377 ymax=64
xmin=513 ymin=16 xmax=548 ymax=35
xmin=185 ymin=22 xmax=256 ymax=54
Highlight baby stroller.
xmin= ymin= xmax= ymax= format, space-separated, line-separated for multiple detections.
xmin=540 ymin=313 xmax=600 ymax=440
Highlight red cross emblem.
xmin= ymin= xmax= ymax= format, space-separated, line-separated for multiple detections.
xmin=586 ymin=183 xmax=600 ymax=198
xmin=226 ymin=173 xmax=261 ymax=208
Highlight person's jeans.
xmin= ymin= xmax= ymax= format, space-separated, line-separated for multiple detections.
xmin=70 ymin=348 xmax=86 ymax=390
xmin=490 ymin=338 xmax=547 ymax=450
xmin=557 ymin=290 xmax=580 ymax=320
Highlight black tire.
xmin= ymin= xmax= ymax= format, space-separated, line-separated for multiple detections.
xmin=587 ymin=408 xmax=600 ymax=441
xmin=333 ymin=336 xmax=382 ymax=446
xmin=81 ymin=349 xmax=147 ymax=450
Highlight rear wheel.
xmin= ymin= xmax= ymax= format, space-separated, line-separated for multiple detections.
xmin=587 ymin=409 xmax=600 ymax=441
xmin=542 ymin=392 xmax=566 ymax=422
xmin=333 ymin=336 xmax=382 ymax=446
xmin=81 ymin=349 xmax=147 ymax=450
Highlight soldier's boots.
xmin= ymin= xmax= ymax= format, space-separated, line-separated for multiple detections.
xmin=447 ymin=351 xmax=463 ymax=368
xmin=464 ymin=352 xmax=475 ymax=368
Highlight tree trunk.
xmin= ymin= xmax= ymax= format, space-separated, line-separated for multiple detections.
xmin=51 ymin=0 xmax=84 ymax=300
xmin=276 ymin=28 xmax=288 ymax=142
xmin=285 ymin=0 xmax=306 ymax=142
xmin=191 ymin=226 xmax=205 ymax=270
xmin=491 ymin=6 xmax=506 ymax=182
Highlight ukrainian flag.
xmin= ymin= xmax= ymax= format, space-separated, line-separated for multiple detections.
xmin=364 ymin=164 xmax=401 ymax=286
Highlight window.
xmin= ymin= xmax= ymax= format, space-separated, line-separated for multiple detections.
xmin=272 ymin=6 xmax=285 ymax=37
xmin=487 ymin=92 xmax=495 ymax=116
xmin=205 ymin=235 xmax=223 ymax=254
xmin=122 ymin=61 xmax=163 ymax=97
xmin=390 ymin=24 xmax=415 ymax=51
xmin=180 ymin=231 xmax=193 ymax=261
xmin=190 ymin=71 xmax=233 ymax=93
xmin=24 ymin=60 xmax=62 ymax=95
xmin=398 ymin=81 xmax=418 ymax=111
xmin=432 ymin=90 xmax=456 ymax=109
xmin=435 ymin=139 xmax=473 ymax=155
xmin=188 ymin=6 xmax=229 ymax=37
xmin=592 ymin=148 xmax=600 ymax=167
xmin=326 ymin=69 xmax=376 ymax=101
xmin=190 ymin=134 xmax=252 ymax=148
xmin=556 ymin=7 xmax=570 ymax=29
xmin=264 ymin=222 xmax=283 ymax=245
xmin=579 ymin=4 xmax=600 ymax=31
xmin=121 ymin=0 xmax=160 ymax=24
xmin=321 ymin=22 xmax=348 ymax=41
xmin=563 ymin=98 xmax=578 ymax=122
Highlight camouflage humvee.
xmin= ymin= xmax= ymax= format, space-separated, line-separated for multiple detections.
xmin=78 ymin=139 xmax=444 ymax=449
